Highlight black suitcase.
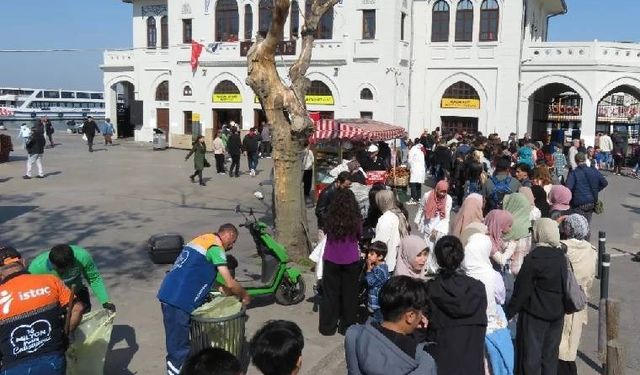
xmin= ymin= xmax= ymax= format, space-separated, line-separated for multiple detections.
xmin=148 ymin=233 xmax=184 ymax=264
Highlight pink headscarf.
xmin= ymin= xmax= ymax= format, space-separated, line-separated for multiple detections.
xmin=549 ymin=185 xmax=572 ymax=211
xmin=518 ymin=187 xmax=535 ymax=207
xmin=424 ymin=180 xmax=449 ymax=219
xmin=484 ymin=210 xmax=514 ymax=255
xmin=452 ymin=193 xmax=484 ymax=238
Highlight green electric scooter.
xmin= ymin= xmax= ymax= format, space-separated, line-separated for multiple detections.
xmin=217 ymin=206 xmax=306 ymax=305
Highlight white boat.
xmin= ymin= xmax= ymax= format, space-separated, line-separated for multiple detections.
xmin=0 ymin=87 xmax=106 ymax=122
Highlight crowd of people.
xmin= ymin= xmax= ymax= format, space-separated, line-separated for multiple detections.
xmin=309 ymin=128 xmax=609 ymax=375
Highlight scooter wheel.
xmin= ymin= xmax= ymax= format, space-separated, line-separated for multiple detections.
xmin=275 ymin=277 xmax=306 ymax=306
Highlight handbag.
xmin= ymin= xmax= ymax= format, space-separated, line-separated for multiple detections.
xmin=203 ymin=159 xmax=211 ymax=168
xmin=563 ymin=256 xmax=587 ymax=314
xmin=579 ymin=168 xmax=604 ymax=215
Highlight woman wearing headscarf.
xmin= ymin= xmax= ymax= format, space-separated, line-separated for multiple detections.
xmin=518 ymin=187 xmax=541 ymax=222
xmin=407 ymin=141 xmax=426 ymax=205
xmin=507 ymin=218 xmax=568 ymax=375
xmin=373 ymin=189 xmax=409 ymax=272
xmin=503 ymin=193 xmax=533 ymax=276
xmin=485 ymin=210 xmax=516 ymax=268
xmin=415 ymin=180 xmax=452 ymax=276
xmin=463 ymin=232 xmax=514 ymax=375
xmin=451 ymin=193 xmax=484 ymax=238
xmin=394 ymin=235 xmax=429 ymax=279
xmin=558 ymin=215 xmax=597 ymax=375
xmin=531 ymin=185 xmax=551 ymax=218
xmin=549 ymin=185 xmax=573 ymax=220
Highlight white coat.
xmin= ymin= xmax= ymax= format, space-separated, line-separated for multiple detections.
xmin=373 ymin=211 xmax=401 ymax=272
xmin=408 ymin=144 xmax=426 ymax=184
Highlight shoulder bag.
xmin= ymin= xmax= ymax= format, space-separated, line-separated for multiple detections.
xmin=579 ymin=168 xmax=604 ymax=215
xmin=563 ymin=255 xmax=588 ymax=314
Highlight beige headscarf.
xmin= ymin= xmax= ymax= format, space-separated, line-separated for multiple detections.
xmin=460 ymin=222 xmax=488 ymax=247
xmin=376 ymin=190 xmax=409 ymax=237
xmin=532 ymin=218 xmax=561 ymax=248
xmin=452 ymin=193 xmax=484 ymax=238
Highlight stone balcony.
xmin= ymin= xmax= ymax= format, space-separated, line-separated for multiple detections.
xmin=523 ymin=41 xmax=640 ymax=68
xmin=102 ymin=50 xmax=134 ymax=70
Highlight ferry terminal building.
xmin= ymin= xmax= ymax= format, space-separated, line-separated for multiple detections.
xmin=102 ymin=0 xmax=640 ymax=147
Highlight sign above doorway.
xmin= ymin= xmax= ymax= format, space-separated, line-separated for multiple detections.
xmin=441 ymin=98 xmax=480 ymax=109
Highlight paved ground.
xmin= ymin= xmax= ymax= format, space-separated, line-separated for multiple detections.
xmin=0 ymin=130 xmax=638 ymax=374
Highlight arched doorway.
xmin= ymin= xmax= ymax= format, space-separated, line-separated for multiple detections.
xmin=107 ymin=81 xmax=141 ymax=138
xmin=306 ymin=80 xmax=335 ymax=119
xmin=596 ymin=84 xmax=640 ymax=154
xmin=529 ymin=83 xmax=582 ymax=145
xmin=212 ymin=80 xmax=243 ymax=134
xmin=439 ymin=81 xmax=481 ymax=135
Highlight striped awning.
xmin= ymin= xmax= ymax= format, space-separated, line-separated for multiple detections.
xmin=0 ymin=107 xmax=14 ymax=116
xmin=311 ymin=118 xmax=338 ymax=141
xmin=337 ymin=119 xmax=406 ymax=142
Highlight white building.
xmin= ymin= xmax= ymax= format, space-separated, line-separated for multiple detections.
xmin=102 ymin=0 xmax=640 ymax=147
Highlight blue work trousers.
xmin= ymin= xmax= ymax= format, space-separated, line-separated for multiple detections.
xmin=161 ymin=302 xmax=191 ymax=375
xmin=1 ymin=353 xmax=65 ymax=375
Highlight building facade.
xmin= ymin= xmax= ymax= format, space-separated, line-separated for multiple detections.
xmin=102 ymin=0 xmax=640 ymax=147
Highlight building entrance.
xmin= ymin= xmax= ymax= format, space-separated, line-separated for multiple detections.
xmin=212 ymin=109 xmax=242 ymax=135
xmin=441 ymin=116 xmax=478 ymax=135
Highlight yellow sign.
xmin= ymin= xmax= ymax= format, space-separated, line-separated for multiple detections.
xmin=213 ymin=93 xmax=242 ymax=103
xmin=192 ymin=113 xmax=201 ymax=122
xmin=306 ymin=95 xmax=334 ymax=106
xmin=441 ymin=98 xmax=480 ymax=109
xmin=254 ymin=95 xmax=260 ymax=104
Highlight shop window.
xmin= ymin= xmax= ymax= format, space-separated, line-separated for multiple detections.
xmin=360 ymin=88 xmax=373 ymax=100
xmin=244 ymin=4 xmax=253 ymax=40
xmin=443 ymin=81 xmax=480 ymax=100
xmin=184 ymin=111 xmax=193 ymax=134
xmin=160 ymin=16 xmax=168 ymax=49
xmin=183 ymin=85 xmax=193 ymax=96
xmin=215 ymin=0 xmax=239 ymax=42
xmin=155 ymin=81 xmax=169 ymax=101
xmin=290 ymin=1 xmax=300 ymax=38
xmin=480 ymin=0 xmax=499 ymax=42
xmin=305 ymin=1 xmax=333 ymax=40
xmin=362 ymin=10 xmax=376 ymax=40
xmin=431 ymin=1 xmax=450 ymax=43
xmin=147 ymin=17 xmax=157 ymax=48
xmin=455 ymin=0 xmax=474 ymax=42
xmin=307 ymin=81 xmax=334 ymax=105
xmin=183 ymin=19 xmax=193 ymax=43
xmin=259 ymin=0 xmax=272 ymax=38
xmin=360 ymin=112 xmax=373 ymax=120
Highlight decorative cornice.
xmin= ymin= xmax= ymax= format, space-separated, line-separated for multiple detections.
xmin=141 ymin=5 xmax=167 ymax=17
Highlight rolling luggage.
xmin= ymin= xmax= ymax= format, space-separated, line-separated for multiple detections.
xmin=148 ymin=233 xmax=184 ymax=264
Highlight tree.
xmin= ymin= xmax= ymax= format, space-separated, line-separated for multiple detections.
xmin=246 ymin=0 xmax=338 ymax=260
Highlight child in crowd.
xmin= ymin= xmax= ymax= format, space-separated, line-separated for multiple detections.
xmin=182 ymin=347 xmax=242 ymax=375
xmin=365 ymin=241 xmax=390 ymax=322
xmin=345 ymin=276 xmax=437 ymax=375
xmin=250 ymin=320 xmax=304 ymax=375
xmin=552 ymin=143 xmax=567 ymax=184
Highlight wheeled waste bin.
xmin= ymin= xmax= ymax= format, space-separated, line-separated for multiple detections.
xmin=190 ymin=296 xmax=246 ymax=359
xmin=152 ymin=128 xmax=167 ymax=150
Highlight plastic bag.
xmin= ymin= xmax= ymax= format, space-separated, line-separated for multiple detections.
xmin=190 ymin=297 xmax=245 ymax=357
xmin=82 ymin=134 xmax=88 ymax=142
xmin=192 ymin=296 xmax=242 ymax=319
xmin=66 ymin=309 xmax=116 ymax=375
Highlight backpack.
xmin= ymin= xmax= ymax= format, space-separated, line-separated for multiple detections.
xmin=488 ymin=175 xmax=513 ymax=210
xmin=465 ymin=180 xmax=481 ymax=198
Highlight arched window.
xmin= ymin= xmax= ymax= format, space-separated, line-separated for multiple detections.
xmin=160 ymin=16 xmax=168 ymax=49
xmin=306 ymin=1 xmax=333 ymax=40
xmin=183 ymin=85 xmax=192 ymax=96
xmin=215 ymin=0 xmax=239 ymax=42
xmin=431 ymin=1 xmax=450 ymax=43
xmin=455 ymin=0 xmax=474 ymax=42
xmin=290 ymin=1 xmax=300 ymax=38
xmin=259 ymin=0 xmax=272 ymax=38
xmin=147 ymin=17 xmax=157 ymax=48
xmin=244 ymin=4 xmax=253 ymax=40
xmin=480 ymin=0 xmax=499 ymax=41
xmin=443 ymin=81 xmax=480 ymax=100
xmin=360 ymin=88 xmax=373 ymax=100
xmin=155 ymin=81 xmax=169 ymax=101
xmin=213 ymin=80 xmax=242 ymax=103
xmin=307 ymin=80 xmax=334 ymax=105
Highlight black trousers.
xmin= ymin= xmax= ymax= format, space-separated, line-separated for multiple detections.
xmin=190 ymin=169 xmax=203 ymax=183
xmin=557 ymin=360 xmax=577 ymax=375
xmin=515 ymin=312 xmax=564 ymax=375
xmin=229 ymin=154 xmax=240 ymax=176
xmin=215 ymin=154 xmax=225 ymax=173
xmin=303 ymin=169 xmax=313 ymax=197
xmin=409 ymin=183 xmax=422 ymax=201
xmin=87 ymin=135 xmax=95 ymax=152
xmin=319 ymin=260 xmax=360 ymax=336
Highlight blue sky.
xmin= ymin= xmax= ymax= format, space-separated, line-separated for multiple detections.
xmin=0 ymin=0 xmax=638 ymax=90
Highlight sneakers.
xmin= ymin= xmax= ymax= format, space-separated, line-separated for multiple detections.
xmin=36 ymin=175 xmax=44 ymax=179
xmin=23 ymin=175 xmax=31 ymax=180
xmin=406 ymin=199 xmax=418 ymax=206
xmin=250 ymin=169 xmax=256 ymax=177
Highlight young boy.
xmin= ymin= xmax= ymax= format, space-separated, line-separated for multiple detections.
xmin=365 ymin=241 xmax=390 ymax=322
xmin=249 ymin=320 xmax=304 ymax=375
xmin=182 ymin=348 xmax=242 ymax=375
xmin=345 ymin=276 xmax=437 ymax=375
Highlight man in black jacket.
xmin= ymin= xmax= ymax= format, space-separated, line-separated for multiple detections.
xmin=315 ymin=171 xmax=352 ymax=231
xmin=242 ymin=128 xmax=260 ymax=177
xmin=226 ymin=126 xmax=242 ymax=177
xmin=24 ymin=121 xmax=46 ymax=179
xmin=82 ymin=116 xmax=100 ymax=152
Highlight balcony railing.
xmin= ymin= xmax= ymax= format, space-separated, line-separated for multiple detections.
xmin=525 ymin=41 xmax=640 ymax=67
xmin=103 ymin=50 xmax=134 ymax=67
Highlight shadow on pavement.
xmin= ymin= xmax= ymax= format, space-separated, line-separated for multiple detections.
xmin=577 ymin=350 xmax=603 ymax=374
xmin=0 ymin=205 xmax=39 ymax=225
xmin=105 ymin=324 xmax=139 ymax=375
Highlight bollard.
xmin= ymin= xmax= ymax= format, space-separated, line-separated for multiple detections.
xmin=598 ymin=231 xmax=606 ymax=280
xmin=601 ymin=253 xmax=611 ymax=300
xmin=598 ymin=254 xmax=612 ymax=360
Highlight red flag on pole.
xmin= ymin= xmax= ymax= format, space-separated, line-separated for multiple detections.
xmin=191 ymin=41 xmax=204 ymax=71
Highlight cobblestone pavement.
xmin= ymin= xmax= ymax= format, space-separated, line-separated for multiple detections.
xmin=0 ymin=130 xmax=637 ymax=374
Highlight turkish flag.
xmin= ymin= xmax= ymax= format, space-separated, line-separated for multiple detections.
xmin=191 ymin=41 xmax=204 ymax=71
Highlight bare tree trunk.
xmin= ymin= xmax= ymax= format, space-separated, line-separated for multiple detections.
xmin=246 ymin=0 xmax=339 ymax=260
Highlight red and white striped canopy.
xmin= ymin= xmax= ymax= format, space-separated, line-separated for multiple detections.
xmin=337 ymin=119 xmax=406 ymax=142
xmin=0 ymin=107 xmax=14 ymax=116
xmin=312 ymin=118 xmax=338 ymax=141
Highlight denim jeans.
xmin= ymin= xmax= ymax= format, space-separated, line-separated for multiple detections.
xmin=247 ymin=152 xmax=259 ymax=171
xmin=1 ymin=353 xmax=65 ymax=375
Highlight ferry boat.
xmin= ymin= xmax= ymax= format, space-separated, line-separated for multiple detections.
xmin=0 ymin=87 xmax=106 ymax=121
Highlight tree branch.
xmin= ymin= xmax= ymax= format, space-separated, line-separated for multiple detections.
xmin=260 ymin=0 xmax=291 ymax=57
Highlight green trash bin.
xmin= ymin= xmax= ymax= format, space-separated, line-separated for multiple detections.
xmin=190 ymin=296 xmax=247 ymax=359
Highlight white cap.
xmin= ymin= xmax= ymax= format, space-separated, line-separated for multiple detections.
xmin=368 ymin=144 xmax=379 ymax=153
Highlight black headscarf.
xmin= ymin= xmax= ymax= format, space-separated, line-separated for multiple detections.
xmin=531 ymin=185 xmax=551 ymax=218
